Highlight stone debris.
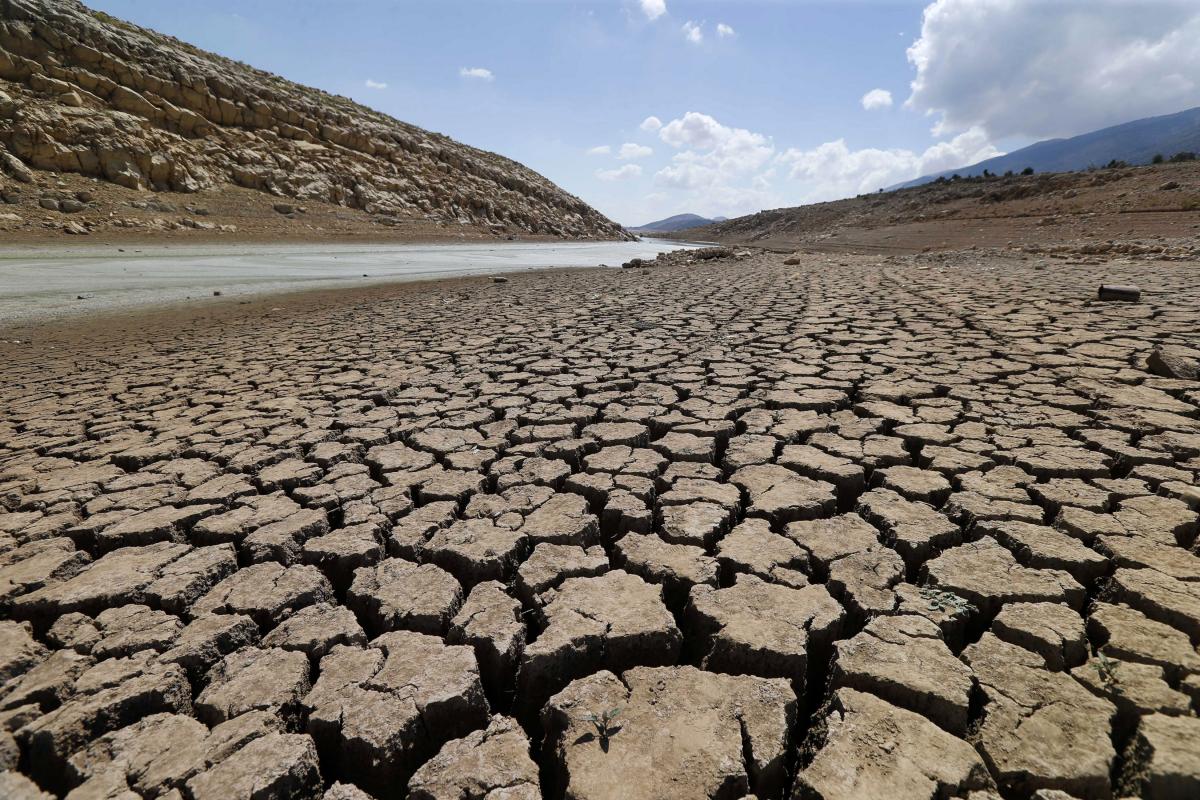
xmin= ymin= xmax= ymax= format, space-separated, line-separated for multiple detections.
xmin=1147 ymin=344 xmax=1200 ymax=380
xmin=2 ymin=248 xmax=1199 ymax=798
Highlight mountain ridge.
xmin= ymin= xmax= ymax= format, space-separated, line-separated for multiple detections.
xmin=894 ymin=106 xmax=1200 ymax=189
xmin=628 ymin=213 xmax=727 ymax=233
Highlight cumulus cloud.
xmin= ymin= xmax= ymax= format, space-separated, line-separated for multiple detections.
xmin=907 ymin=0 xmax=1200 ymax=140
xmin=861 ymin=88 xmax=893 ymax=111
xmin=618 ymin=142 xmax=654 ymax=160
xmin=659 ymin=112 xmax=770 ymax=157
xmin=639 ymin=0 xmax=666 ymax=21
xmin=459 ymin=67 xmax=494 ymax=81
xmin=682 ymin=20 xmax=703 ymax=44
xmin=640 ymin=116 xmax=663 ymax=132
xmin=587 ymin=145 xmax=612 ymax=156
xmin=777 ymin=126 xmax=1001 ymax=202
xmin=596 ymin=164 xmax=643 ymax=181
xmin=364 ymin=79 xmax=387 ymax=90
xmin=609 ymin=109 xmax=1003 ymax=221
xmin=655 ymin=112 xmax=775 ymax=192
xmin=716 ymin=23 xmax=735 ymax=38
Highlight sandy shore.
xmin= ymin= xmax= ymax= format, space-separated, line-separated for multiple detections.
xmin=2 ymin=248 xmax=1198 ymax=798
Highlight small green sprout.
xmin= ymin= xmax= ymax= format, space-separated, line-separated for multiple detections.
xmin=1094 ymin=652 xmax=1121 ymax=692
xmin=919 ymin=587 xmax=976 ymax=616
xmin=580 ymin=707 xmax=623 ymax=748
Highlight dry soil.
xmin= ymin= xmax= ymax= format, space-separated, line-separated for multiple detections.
xmin=1 ymin=246 xmax=1199 ymax=800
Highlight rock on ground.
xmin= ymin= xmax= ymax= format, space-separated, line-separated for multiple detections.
xmin=794 ymin=688 xmax=993 ymax=800
xmin=542 ymin=666 xmax=794 ymax=800
xmin=407 ymin=715 xmax=540 ymax=800
xmin=518 ymin=570 xmax=680 ymax=710
xmin=963 ymin=634 xmax=1116 ymax=798
xmin=303 ymin=632 xmax=488 ymax=794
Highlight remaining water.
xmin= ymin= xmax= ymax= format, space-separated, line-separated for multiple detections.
xmin=0 ymin=238 xmax=701 ymax=324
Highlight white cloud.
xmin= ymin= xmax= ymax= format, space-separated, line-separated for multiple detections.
xmin=639 ymin=0 xmax=666 ymax=21
xmin=618 ymin=142 xmax=654 ymax=160
xmin=640 ymin=116 xmax=663 ymax=133
xmin=587 ymin=145 xmax=612 ymax=156
xmin=777 ymin=126 xmax=1001 ymax=202
xmin=655 ymin=112 xmax=775 ymax=196
xmin=907 ymin=0 xmax=1200 ymax=140
xmin=604 ymin=110 xmax=1003 ymax=221
xmin=597 ymin=164 xmax=643 ymax=181
xmin=459 ymin=67 xmax=494 ymax=81
xmin=861 ymin=88 xmax=893 ymax=111
xmin=659 ymin=112 xmax=771 ymax=160
xmin=717 ymin=23 xmax=735 ymax=38
xmin=364 ymin=79 xmax=387 ymax=90
xmin=682 ymin=20 xmax=703 ymax=44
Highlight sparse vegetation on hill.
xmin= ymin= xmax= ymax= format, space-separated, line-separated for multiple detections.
xmin=673 ymin=159 xmax=1200 ymax=253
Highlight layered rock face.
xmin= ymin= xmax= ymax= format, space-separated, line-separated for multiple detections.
xmin=0 ymin=0 xmax=626 ymax=238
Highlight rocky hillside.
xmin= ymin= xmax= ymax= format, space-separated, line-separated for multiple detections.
xmin=0 ymin=0 xmax=626 ymax=239
xmin=676 ymin=160 xmax=1200 ymax=254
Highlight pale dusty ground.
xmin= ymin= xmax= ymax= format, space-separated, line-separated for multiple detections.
xmin=1 ymin=248 xmax=1199 ymax=800
xmin=0 ymin=239 xmax=696 ymax=324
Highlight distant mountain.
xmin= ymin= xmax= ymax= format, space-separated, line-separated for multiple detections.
xmin=895 ymin=106 xmax=1200 ymax=189
xmin=629 ymin=213 xmax=727 ymax=233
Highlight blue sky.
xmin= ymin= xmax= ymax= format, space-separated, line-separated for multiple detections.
xmin=87 ymin=1 xmax=1200 ymax=225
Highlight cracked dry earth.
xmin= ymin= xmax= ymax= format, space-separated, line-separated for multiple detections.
xmin=2 ymin=250 xmax=1200 ymax=800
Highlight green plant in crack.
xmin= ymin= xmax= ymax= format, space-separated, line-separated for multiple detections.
xmin=580 ymin=707 xmax=623 ymax=750
xmin=1094 ymin=651 xmax=1122 ymax=693
xmin=919 ymin=587 xmax=976 ymax=617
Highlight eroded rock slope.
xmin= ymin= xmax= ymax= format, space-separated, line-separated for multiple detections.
xmin=0 ymin=0 xmax=625 ymax=238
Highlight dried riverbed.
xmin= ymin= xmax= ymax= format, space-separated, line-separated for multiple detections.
xmin=1 ymin=248 xmax=1198 ymax=799
xmin=0 ymin=238 xmax=700 ymax=324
